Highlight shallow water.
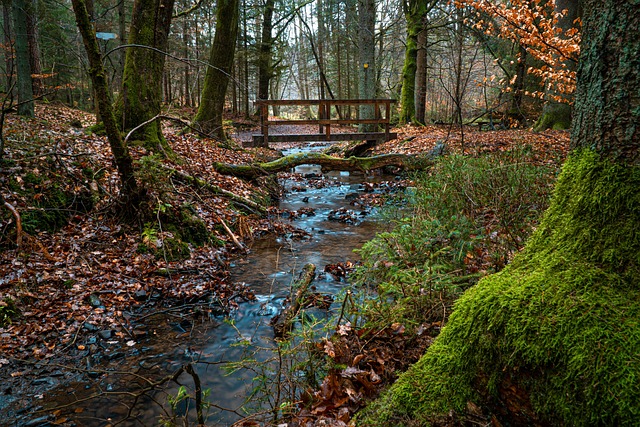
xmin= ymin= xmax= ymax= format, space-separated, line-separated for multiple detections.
xmin=38 ymin=144 xmax=386 ymax=426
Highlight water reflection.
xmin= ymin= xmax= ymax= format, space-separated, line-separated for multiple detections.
xmin=40 ymin=145 xmax=384 ymax=426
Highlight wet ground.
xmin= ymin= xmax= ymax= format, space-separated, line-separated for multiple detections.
xmin=8 ymin=142 xmax=400 ymax=426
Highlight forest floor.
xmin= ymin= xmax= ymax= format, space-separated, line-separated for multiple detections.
xmin=0 ymin=104 xmax=570 ymax=425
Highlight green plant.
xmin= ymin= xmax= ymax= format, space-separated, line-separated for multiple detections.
xmin=359 ymin=150 xmax=640 ymax=426
xmin=352 ymin=148 xmax=557 ymax=336
xmin=0 ymin=298 xmax=19 ymax=327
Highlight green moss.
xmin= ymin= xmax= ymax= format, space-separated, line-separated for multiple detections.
xmin=534 ymin=103 xmax=572 ymax=131
xmin=159 ymin=237 xmax=190 ymax=262
xmin=159 ymin=205 xmax=212 ymax=247
xmin=21 ymin=184 xmax=93 ymax=233
xmin=86 ymin=122 xmax=106 ymax=136
xmin=359 ymin=150 xmax=640 ymax=426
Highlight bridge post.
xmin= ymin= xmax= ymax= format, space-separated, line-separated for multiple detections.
xmin=260 ymin=103 xmax=269 ymax=146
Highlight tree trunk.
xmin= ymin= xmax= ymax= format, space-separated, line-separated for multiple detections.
xmin=357 ymin=0 xmax=375 ymax=131
xmin=2 ymin=0 xmax=14 ymax=95
xmin=118 ymin=0 xmax=175 ymax=153
xmin=572 ymin=1 xmax=638 ymax=163
xmin=257 ymin=0 xmax=274 ymax=104
xmin=242 ymin=0 xmax=249 ymax=117
xmin=192 ymin=0 xmax=239 ymax=140
xmin=12 ymin=0 xmax=33 ymax=116
xmin=414 ymin=26 xmax=427 ymax=125
xmin=25 ymin=0 xmax=41 ymax=97
xmin=317 ymin=0 xmax=326 ymax=100
xmin=71 ymin=0 xmax=140 ymax=205
xmin=507 ymin=43 xmax=527 ymax=125
xmin=399 ymin=0 xmax=429 ymax=124
xmin=182 ymin=17 xmax=191 ymax=107
xmin=255 ymin=0 xmax=274 ymax=146
xmin=363 ymin=1 xmax=640 ymax=425
xmin=116 ymin=0 xmax=126 ymax=89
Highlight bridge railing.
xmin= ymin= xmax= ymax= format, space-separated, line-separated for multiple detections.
xmin=250 ymin=99 xmax=397 ymax=146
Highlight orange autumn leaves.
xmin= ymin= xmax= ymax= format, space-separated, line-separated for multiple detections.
xmin=456 ymin=0 xmax=581 ymax=103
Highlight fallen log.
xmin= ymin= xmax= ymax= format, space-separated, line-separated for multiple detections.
xmin=271 ymin=263 xmax=316 ymax=338
xmin=209 ymin=153 xmax=432 ymax=180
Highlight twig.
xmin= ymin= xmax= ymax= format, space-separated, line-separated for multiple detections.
xmin=214 ymin=213 xmax=245 ymax=251
xmin=184 ymin=363 xmax=204 ymax=425
xmin=2 ymin=198 xmax=22 ymax=249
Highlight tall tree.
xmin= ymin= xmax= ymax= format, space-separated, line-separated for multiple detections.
xmin=118 ymin=0 xmax=175 ymax=152
xmin=71 ymin=0 xmax=140 ymax=205
xmin=257 ymin=0 xmax=275 ymax=104
xmin=360 ymin=0 xmax=640 ymax=425
xmin=413 ymin=23 xmax=427 ymax=124
xmin=2 ymin=0 xmax=14 ymax=94
xmin=399 ymin=0 xmax=437 ymax=124
xmin=12 ymin=0 xmax=33 ymax=116
xmin=25 ymin=0 xmax=41 ymax=96
xmin=357 ymin=0 xmax=375 ymax=130
xmin=192 ymin=0 xmax=240 ymax=140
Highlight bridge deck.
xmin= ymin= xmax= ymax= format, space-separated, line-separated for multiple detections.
xmin=248 ymin=99 xmax=397 ymax=147
xmin=251 ymin=131 xmax=398 ymax=145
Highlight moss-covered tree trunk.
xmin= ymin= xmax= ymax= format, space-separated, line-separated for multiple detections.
xmin=400 ymin=0 xmax=437 ymax=125
xmin=398 ymin=3 xmax=420 ymax=124
xmin=118 ymin=0 xmax=175 ymax=153
xmin=360 ymin=0 xmax=640 ymax=425
xmin=71 ymin=0 xmax=140 ymax=204
xmin=192 ymin=0 xmax=239 ymax=140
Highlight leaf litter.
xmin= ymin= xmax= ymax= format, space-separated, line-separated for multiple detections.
xmin=0 ymin=104 xmax=570 ymax=425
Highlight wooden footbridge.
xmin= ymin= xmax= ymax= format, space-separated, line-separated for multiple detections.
xmin=249 ymin=99 xmax=397 ymax=147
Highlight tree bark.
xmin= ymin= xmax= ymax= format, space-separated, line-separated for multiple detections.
xmin=357 ymin=0 xmax=375 ymax=131
xmin=192 ymin=0 xmax=239 ymax=140
xmin=2 ymin=0 xmax=13 ymax=95
xmin=399 ymin=0 xmax=433 ymax=124
xmin=71 ymin=0 xmax=140 ymax=204
xmin=414 ymin=26 xmax=428 ymax=125
xmin=118 ymin=0 xmax=175 ymax=152
xmin=571 ymin=0 xmax=639 ymax=164
xmin=25 ymin=0 xmax=41 ymax=96
xmin=257 ymin=0 xmax=274 ymax=104
xmin=12 ymin=0 xmax=33 ymax=116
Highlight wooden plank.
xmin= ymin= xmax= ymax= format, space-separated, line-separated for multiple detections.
xmin=254 ymin=99 xmax=396 ymax=106
xmin=264 ymin=119 xmax=389 ymax=126
xmin=251 ymin=132 xmax=397 ymax=144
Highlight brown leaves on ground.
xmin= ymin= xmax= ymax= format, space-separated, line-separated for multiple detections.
xmin=291 ymin=321 xmax=437 ymax=426
xmin=0 ymin=105 xmax=570 ymax=423
xmin=370 ymin=123 xmax=569 ymax=165
xmin=0 ymin=104 xmax=272 ymax=364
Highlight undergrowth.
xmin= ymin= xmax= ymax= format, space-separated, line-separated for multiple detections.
xmin=359 ymin=149 xmax=640 ymax=426
xmin=351 ymin=147 xmax=555 ymax=333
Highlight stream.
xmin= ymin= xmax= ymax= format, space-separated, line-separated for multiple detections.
xmin=33 ymin=143 xmax=393 ymax=426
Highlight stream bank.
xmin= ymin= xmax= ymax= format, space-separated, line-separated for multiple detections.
xmin=8 ymin=142 xmax=405 ymax=427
